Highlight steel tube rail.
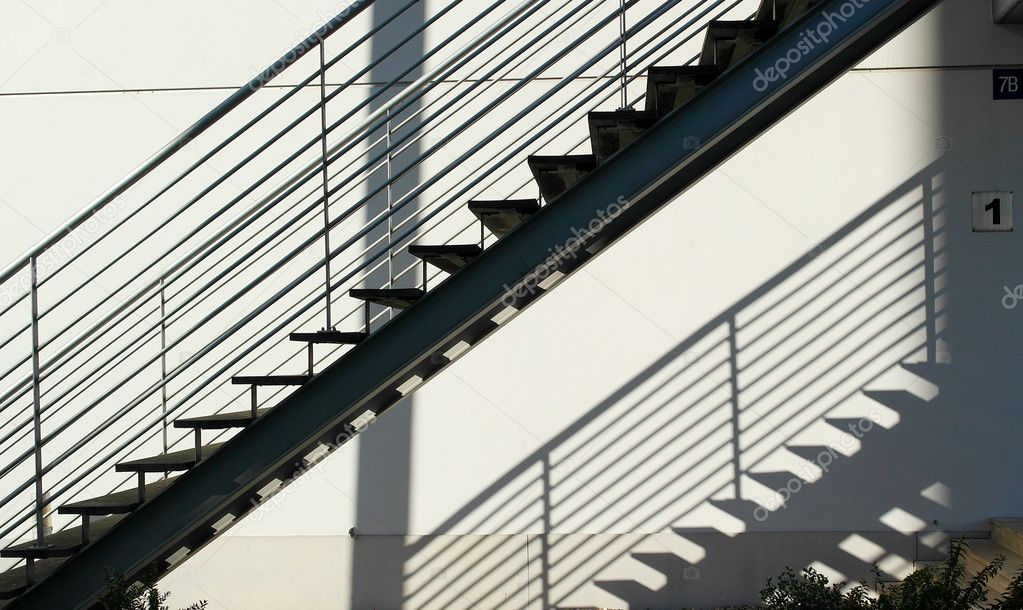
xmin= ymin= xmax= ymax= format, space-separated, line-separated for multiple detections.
xmin=0 ymin=0 xmax=566 ymax=466
xmin=0 ymin=0 xmax=679 ymax=489
xmin=0 ymin=0 xmax=731 ymax=547
xmin=23 ymin=0 xmax=426 ymax=324
xmin=3 ymin=0 xmax=572 ymax=486
xmin=12 ymin=0 xmax=649 ymax=507
xmin=0 ymin=0 xmax=447 ymax=400
xmin=0 ymin=0 xmax=695 ymax=481
xmin=0 ymin=0 xmax=376 ymax=288
xmin=0 ymin=0 xmax=527 ymax=415
xmin=0 ymin=0 xmax=461 ymax=373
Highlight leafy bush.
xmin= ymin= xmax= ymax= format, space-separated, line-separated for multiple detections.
xmin=757 ymin=539 xmax=1023 ymax=610
xmin=99 ymin=567 xmax=207 ymax=610
xmin=759 ymin=565 xmax=873 ymax=609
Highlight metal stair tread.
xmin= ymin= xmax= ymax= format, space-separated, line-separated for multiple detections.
xmin=349 ymin=288 xmax=425 ymax=309
xmin=114 ymin=443 xmax=225 ymax=473
xmin=1 ymin=515 xmax=125 ymax=559
xmin=408 ymin=244 xmax=483 ymax=274
xmin=288 ymin=330 xmax=368 ymax=345
xmin=174 ymin=408 xmax=271 ymax=430
xmin=467 ymin=199 xmax=540 ymax=237
xmin=59 ymin=477 xmax=179 ymax=516
xmin=230 ymin=374 xmax=310 ymax=386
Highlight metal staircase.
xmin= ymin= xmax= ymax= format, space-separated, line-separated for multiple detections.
xmin=0 ymin=0 xmax=941 ymax=606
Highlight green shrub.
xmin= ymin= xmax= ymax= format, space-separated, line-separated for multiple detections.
xmin=99 ymin=567 xmax=207 ymax=610
xmin=759 ymin=565 xmax=873 ymax=610
xmin=757 ymin=539 xmax=1023 ymax=610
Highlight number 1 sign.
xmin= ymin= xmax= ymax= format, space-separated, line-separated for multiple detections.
xmin=972 ymin=192 xmax=1013 ymax=232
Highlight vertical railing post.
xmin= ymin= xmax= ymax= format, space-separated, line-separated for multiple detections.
xmin=618 ymin=0 xmax=629 ymax=110
xmin=159 ymin=279 xmax=168 ymax=456
xmin=29 ymin=257 xmax=50 ymax=553
xmin=318 ymin=42 xmax=334 ymax=331
xmin=386 ymin=109 xmax=395 ymax=294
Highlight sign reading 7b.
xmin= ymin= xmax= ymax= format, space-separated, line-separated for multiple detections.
xmin=994 ymin=69 xmax=1023 ymax=100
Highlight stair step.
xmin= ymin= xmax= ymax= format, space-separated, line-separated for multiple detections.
xmin=349 ymin=288 xmax=425 ymax=309
xmin=408 ymin=244 xmax=482 ymax=274
xmin=527 ymin=154 xmax=596 ymax=203
xmin=962 ymin=539 xmax=1023 ymax=596
xmin=174 ymin=408 xmax=270 ymax=430
xmin=0 ymin=558 xmax=63 ymax=599
xmin=588 ymin=110 xmax=658 ymax=164
xmin=645 ymin=65 xmax=722 ymax=116
xmin=289 ymin=330 xmax=368 ymax=345
xmin=467 ymin=199 xmax=540 ymax=238
xmin=1 ymin=516 xmax=124 ymax=559
xmin=115 ymin=444 xmax=224 ymax=473
xmin=756 ymin=0 xmax=825 ymax=29
xmin=231 ymin=375 xmax=310 ymax=386
xmin=993 ymin=519 xmax=1023 ymax=557
xmin=700 ymin=20 xmax=778 ymax=67
xmin=59 ymin=477 xmax=178 ymax=516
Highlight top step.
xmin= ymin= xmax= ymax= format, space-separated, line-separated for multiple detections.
xmin=467 ymin=199 xmax=540 ymax=238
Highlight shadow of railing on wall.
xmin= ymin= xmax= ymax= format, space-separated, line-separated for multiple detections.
xmin=388 ymin=160 xmax=950 ymax=609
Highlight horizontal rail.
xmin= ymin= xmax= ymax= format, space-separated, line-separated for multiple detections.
xmin=0 ymin=0 xmax=375 ymax=287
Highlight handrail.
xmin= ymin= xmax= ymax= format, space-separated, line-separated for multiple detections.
xmin=0 ymin=0 xmax=566 ymax=519
xmin=0 ymin=0 xmax=751 ymax=572
xmin=0 ymin=0 xmax=527 ymax=415
xmin=0 ymin=0 xmax=375 ymax=287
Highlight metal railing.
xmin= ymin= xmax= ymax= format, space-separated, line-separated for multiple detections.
xmin=0 ymin=0 xmax=756 ymax=571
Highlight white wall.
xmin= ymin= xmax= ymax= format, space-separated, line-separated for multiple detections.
xmin=2 ymin=0 xmax=1023 ymax=608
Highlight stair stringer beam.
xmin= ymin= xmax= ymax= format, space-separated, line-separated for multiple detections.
xmin=9 ymin=0 xmax=942 ymax=606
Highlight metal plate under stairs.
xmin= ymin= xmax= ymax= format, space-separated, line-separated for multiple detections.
xmin=644 ymin=65 xmax=723 ymax=117
xmin=467 ymin=199 xmax=540 ymax=237
xmin=588 ymin=110 xmax=659 ymax=164
xmin=527 ymin=155 xmax=597 ymax=202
